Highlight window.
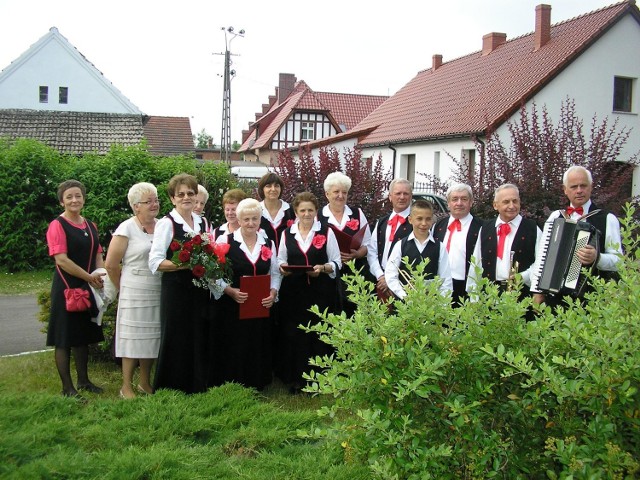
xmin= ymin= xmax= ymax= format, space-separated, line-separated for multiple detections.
xmin=39 ymin=86 xmax=48 ymax=103
xmin=462 ymin=149 xmax=476 ymax=178
xmin=433 ymin=151 xmax=441 ymax=178
xmin=59 ymin=87 xmax=68 ymax=104
xmin=301 ymin=122 xmax=315 ymax=141
xmin=613 ymin=77 xmax=633 ymax=112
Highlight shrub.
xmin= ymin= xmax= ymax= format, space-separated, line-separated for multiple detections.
xmin=303 ymin=207 xmax=640 ymax=479
xmin=276 ymin=145 xmax=391 ymax=222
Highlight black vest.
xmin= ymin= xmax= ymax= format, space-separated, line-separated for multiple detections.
xmin=374 ymin=213 xmax=412 ymax=264
xmin=479 ymin=218 xmax=537 ymax=282
xmin=283 ymin=224 xmax=330 ymax=267
xmin=225 ymin=234 xmax=273 ymax=288
xmin=398 ymin=237 xmax=440 ymax=285
xmin=433 ymin=215 xmax=483 ymax=278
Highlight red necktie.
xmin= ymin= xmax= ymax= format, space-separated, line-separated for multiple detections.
xmin=387 ymin=215 xmax=406 ymax=241
xmin=566 ymin=206 xmax=584 ymax=216
xmin=497 ymin=222 xmax=511 ymax=260
xmin=446 ymin=219 xmax=461 ymax=252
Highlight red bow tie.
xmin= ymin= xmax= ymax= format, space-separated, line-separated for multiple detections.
xmin=566 ymin=206 xmax=584 ymax=216
xmin=446 ymin=219 xmax=461 ymax=252
xmin=387 ymin=214 xmax=406 ymax=241
xmin=497 ymin=222 xmax=511 ymax=260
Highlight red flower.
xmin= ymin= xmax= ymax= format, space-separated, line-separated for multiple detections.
xmin=345 ymin=219 xmax=359 ymax=230
xmin=178 ymin=250 xmax=191 ymax=263
xmin=183 ymin=241 xmax=194 ymax=252
xmin=216 ymin=254 xmax=227 ymax=264
xmin=192 ymin=264 xmax=205 ymax=278
xmin=312 ymin=234 xmax=326 ymax=249
xmin=287 ymin=219 xmax=295 ymax=228
xmin=260 ymin=246 xmax=272 ymax=261
xmin=214 ymin=243 xmax=231 ymax=256
xmin=169 ymin=240 xmax=181 ymax=252
xmin=192 ymin=235 xmax=203 ymax=245
xmin=203 ymin=243 xmax=214 ymax=254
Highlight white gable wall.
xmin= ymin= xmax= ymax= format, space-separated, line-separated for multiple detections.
xmin=0 ymin=28 xmax=141 ymax=114
xmin=495 ymin=14 xmax=640 ymax=195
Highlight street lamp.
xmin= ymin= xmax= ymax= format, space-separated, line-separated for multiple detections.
xmin=220 ymin=26 xmax=244 ymax=166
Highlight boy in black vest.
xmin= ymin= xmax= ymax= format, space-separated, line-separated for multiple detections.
xmin=385 ymin=200 xmax=452 ymax=300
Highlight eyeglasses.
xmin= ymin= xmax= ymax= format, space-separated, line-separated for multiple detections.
xmin=174 ymin=191 xmax=196 ymax=198
xmin=138 ymin=199 xmax=160 ymax=205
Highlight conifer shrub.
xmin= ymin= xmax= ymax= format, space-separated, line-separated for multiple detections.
xmin=303 ymin=208 xmax=640 ymax=479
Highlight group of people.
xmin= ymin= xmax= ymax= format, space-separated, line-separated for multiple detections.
xmin=46 ymin=165 xmax=622 ymax=398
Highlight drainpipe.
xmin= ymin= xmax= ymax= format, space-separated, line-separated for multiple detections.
xmin=389 ymin=144 xmax=397 ymax=178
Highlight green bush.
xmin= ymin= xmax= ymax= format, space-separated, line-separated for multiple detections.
xmin=303 ymin=209 xmax=640 ymax=479
xmin=0 ymin=140 xmax=239 ymax=271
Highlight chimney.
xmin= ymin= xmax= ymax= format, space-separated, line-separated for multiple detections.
xmin=482 ymin=32 xmax=507 ymax=55
xmin=432 ymin=54 xmax=443 ymax=71
xmin=535 ymin=4 xmax=551 ymax=50
xmin=278 ymin=73 xmax=296 ymax=104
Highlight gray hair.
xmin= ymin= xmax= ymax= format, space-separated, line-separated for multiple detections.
xmin=446 ymin=183 xmax=473 ymax=201
xmin=324 ymin=171 xmax=352 ymax=192
xmin=197 ymin=184 xmax=210 ymax=203
xmin=563 ymin=165 xmax=593 ymax=186
xmin=236 ymin=198 xmax=262 ymax=219
xmin=128 ymin=182 xmax=157 ymax=211
xmin=493 ymin=183 xmax=519 ymax=202
xmin=389 ymin=178 xmax=412 ymax=194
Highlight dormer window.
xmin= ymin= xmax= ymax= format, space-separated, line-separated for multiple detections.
xmin=59 ymin=87 xmax=68 ymax=104
xmin=613 ymin=76 xmax=633 ymax=113
xmin=39 ymin=86 xmax=48 ymax=103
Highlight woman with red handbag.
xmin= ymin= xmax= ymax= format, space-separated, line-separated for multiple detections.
xmin=46 ymin=180 xmax=106 ymax=398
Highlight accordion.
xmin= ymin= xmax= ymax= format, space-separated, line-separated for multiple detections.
xmin=531 ymin=215 xmax=600 ymax=295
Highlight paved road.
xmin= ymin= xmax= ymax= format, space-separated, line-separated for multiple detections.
xmin=0 ymin=295 xmax=49 ymax=356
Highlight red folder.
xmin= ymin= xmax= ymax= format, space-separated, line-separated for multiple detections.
xmin=330 ymin=224 xmax=367 ymax=254
xmin=239 ymin=275 xmax=270 ymax=320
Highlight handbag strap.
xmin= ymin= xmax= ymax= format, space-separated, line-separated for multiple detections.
xmin=55 ymin=216 xmax=95 ymax=288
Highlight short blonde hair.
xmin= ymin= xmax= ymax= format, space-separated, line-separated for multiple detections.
xmin=128 ymin=182 xmax=157 ymax=210
xmin=236 ymin=198 xmax=262 ymax=219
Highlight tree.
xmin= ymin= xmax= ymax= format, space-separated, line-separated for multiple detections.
xmin=454 ymin=98 xmax=638 ymax=224
xmin=276 ymin=145 xmax=391 ymax=222
xmin=194 ymin=129 xmax=214 ymax=149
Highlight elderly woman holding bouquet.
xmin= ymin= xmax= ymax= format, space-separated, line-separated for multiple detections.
xmin=214 ymin=198 xmax=280 ymax=390
xmin=46 ymin=180 xmax=105 ymax=398
xmin=148 ymin=173 xmax=213 ymax=394
xmin=277 ymin=192 xmax=341 ymax=393
xmin=319 ymin=172 xmax=370 ymax=317
xmin=105 ymin=182 xmax=161 ymax=399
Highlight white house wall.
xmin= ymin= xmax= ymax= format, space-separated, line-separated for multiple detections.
xmin=496 ymin=14 xmax=640 ymax=195
xmin=0 ymin=29 xmax=141 ymax=114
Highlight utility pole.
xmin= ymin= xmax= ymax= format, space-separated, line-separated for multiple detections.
xmin=218 ymin=26 xmax=244 ymax=166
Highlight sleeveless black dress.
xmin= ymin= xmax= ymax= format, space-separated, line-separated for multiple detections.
xmin=153 ymin=215 xmax=211 ymax=394
xmin=215 ymin=235 xmax=274 ymax=390
xmin=47 ymin=216 xmax=104 ymax=348
xmin=276 ymin=225 xmax=337 ymax=386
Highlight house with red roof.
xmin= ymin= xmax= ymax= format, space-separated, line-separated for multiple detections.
xmin=238 ymin=73 xmax=388 ymax=165
xmin=299 ymin=1 xmax=640 ymax=195
xmin=0 ymin=27 xmax=194 ymax=156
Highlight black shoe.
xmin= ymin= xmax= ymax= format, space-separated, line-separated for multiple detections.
xmin=77 ymin=383 xmax=104 ymax=394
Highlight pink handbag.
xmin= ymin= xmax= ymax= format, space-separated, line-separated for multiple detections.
xmin=63 ymin=287 xmax=91 ymax=312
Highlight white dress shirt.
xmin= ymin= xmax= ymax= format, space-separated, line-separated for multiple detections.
xmin=385 ymin=232 xmax=452 ymax=299
xmin=367 ymin=206 xmax=411 ymax=280
xmin=442 ymin=213 xmax=474 ymax=281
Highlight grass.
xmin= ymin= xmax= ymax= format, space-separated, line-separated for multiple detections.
xmin=0 ymin=268 xmax=52 ymax=295
xmin=0 ymin=352 xmax=370 ymax=479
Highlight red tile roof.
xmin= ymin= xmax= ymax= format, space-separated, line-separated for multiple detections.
xmin=143 ymin=116 xmax=194 ymax=156
xmin=356 ymin=1 xmax=638 ymax=147
xmin=238 ymin=79 xmax=387 ymax=152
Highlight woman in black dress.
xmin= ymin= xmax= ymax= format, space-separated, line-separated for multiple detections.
xmin=148 ymin=173 xmax=211 ymax=394
xmin=46 ymin=180 xmax=106 ymax=397
xmin=214 ymin=198 xmax=280 ymax=390
xmin=257 ymin=172 xmax=295 ymax=253
xmin=318 ymin=172 xmax=371 ymax=317
xmin=276 ymin=192 xmax=341 ymax=393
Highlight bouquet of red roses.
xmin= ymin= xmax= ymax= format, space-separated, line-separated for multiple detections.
xmin=169 ymin=232 xmax=232 ymax=289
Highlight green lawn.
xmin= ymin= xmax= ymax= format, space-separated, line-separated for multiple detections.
xmin=0 ymin=268 xmax=52 ymax=295
xmin=0 ymin=352 xmax=370 ymax=479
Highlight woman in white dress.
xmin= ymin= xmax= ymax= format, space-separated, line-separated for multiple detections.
xmin=105 ymin=182 xmax=161 ymax=399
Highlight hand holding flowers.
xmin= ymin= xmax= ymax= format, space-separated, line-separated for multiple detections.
xmin=170 ymin=232 xmax=232 ymax=289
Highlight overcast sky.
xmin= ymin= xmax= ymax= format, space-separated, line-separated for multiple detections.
xmin=0 ymin=0 xmax=610 ymax=145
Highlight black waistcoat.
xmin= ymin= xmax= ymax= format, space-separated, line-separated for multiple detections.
xmin=479 ymin=218 xmax=537 ymax=282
